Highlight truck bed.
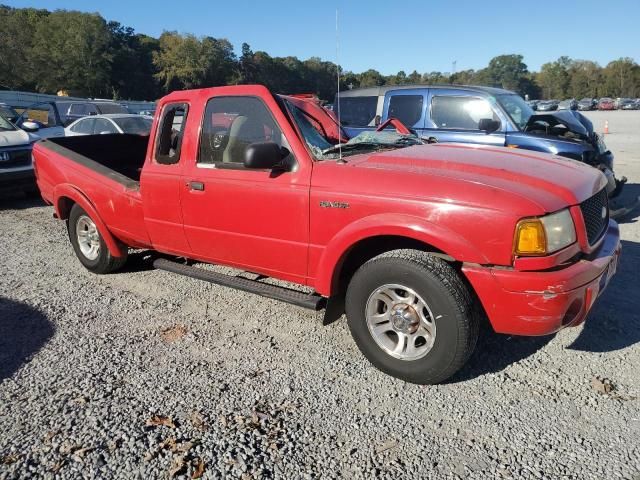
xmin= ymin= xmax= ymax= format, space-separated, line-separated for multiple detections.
xmin=33 ymin=133 xmax=152 ymax=248
xmin=40 ymin=134 xmax=148 ymax=187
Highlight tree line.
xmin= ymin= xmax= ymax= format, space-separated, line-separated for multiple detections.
xmin=1 ymin=5 xmax=639 ymax=102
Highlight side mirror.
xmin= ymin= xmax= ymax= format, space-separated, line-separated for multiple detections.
xmin=21 ymin=121 xmax=40 ymax=132
xmin=244 ymin=142 xmax=289 ymax=170
xmin=478 ymin=118 xmax=500 ymax=133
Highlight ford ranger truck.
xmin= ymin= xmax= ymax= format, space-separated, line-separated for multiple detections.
xmin=32 ymin=85 xmax=621 ymax=384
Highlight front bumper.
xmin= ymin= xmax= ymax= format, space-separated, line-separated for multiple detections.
xmin=463 ymin=220 xmax=621 ymax=336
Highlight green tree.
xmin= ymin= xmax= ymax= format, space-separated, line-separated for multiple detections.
xmin=537 ymin=58 xmax=570 ymax=99
xmin=483 ymin=54 xmax=529 ymax=92
xmin=568 ymin=60 xmax=602 ymax=99
xmin=0 ymin=6 xmax=49 ymax=90
xmin=602 ymin=57 xmax=639 ymax=97
xmin=30 ymin=10 xmax=113 ymax=96
xmin=358 ymin=69 xmax=386 ymax=87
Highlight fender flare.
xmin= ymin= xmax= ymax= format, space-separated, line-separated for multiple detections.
xmin=314 ymin=213 xmax=488 ymax=296
xmin=53 ymin=184 xmax=126 ymax=258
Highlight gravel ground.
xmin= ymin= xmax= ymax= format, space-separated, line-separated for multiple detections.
xmin=1 ymin=111 xmax=639 ymax=479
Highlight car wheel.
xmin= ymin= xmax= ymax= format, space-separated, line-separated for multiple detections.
xmin=67 ymin=203 xmax=127 ymax=274
xmin=345 ymin=249 xmax=479 ymax=384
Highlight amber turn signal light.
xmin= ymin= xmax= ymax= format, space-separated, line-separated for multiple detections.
xmin=514 ymin=219 xmax=547 ymax=255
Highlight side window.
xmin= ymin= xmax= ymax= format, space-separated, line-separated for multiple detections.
xmin=431 ymin=96 xmax=498 ymax=130
xmin=387 ymin=95 xmax=423 ymax=127
xmin=72 ymin=118 xmax=95 ymax=134
xmin=155 ymin=103 xmax=188 ymax=165
xmin=338 ymin=96 xmax=378 ymax=127
xmin=93 ymin=118 xmax=118 ymax=134
xmin=198 ymin=96 xmax=283 ymax=166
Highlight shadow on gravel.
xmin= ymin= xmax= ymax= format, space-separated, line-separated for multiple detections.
xmin=568 ymin=239 xmax=640 ymax=352
xmin=0 ymin=297 xmax=55 ymax=381
xmin=0 ymin=192 xmax=46 ymax=210
xmin=612 ymin=183 xmax=640 ymax=224
xmin=448 ymin=328 xmax=554 ymax=383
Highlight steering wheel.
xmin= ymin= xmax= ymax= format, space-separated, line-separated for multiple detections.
xmin=376 ymin=117 xmax=411 ymax=135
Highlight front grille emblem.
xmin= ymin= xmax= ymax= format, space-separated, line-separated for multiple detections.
xmin=601 ymin=206 xmax=607 ymax=219
xmin=0 ymin=152 xmax=10 ymax=162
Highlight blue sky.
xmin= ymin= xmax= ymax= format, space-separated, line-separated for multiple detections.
xmin=6 ymin=0 xmax=640 ymax=74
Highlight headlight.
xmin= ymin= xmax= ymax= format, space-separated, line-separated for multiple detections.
xmin=514 ymin=209 xmax=576 ymax=256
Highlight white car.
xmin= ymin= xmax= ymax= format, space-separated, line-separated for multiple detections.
xmin=0 ymin=115 xmax=39 ymax=194
xmin=65 ymin=114 xmax=153 ymax=136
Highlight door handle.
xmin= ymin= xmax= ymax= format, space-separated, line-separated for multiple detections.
xmin=187 ymin=181 xmax=205 ymax=191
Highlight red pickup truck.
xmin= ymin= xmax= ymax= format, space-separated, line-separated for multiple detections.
xmin=32 ymin=85 xmax=621 ymax=384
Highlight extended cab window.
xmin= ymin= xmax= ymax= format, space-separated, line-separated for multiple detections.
xmin=388 ymin=95 xmax=423 ymax=127
xmin=431 ymin=96 xmax=499 ymax=130
xmin=198 ymin=96 xmax=283 ymax=166
xmin=155 ymin=103 xmax=188 ymax=165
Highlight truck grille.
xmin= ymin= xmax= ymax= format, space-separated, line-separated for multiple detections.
xmin=0 ymin=148 xmax=32 ymax=169
xmin=580 ymin=188 xmax=608 ymax=245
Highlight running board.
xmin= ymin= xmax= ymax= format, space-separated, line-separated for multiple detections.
xmin=153 ymin=258 xmax=326 ymax=311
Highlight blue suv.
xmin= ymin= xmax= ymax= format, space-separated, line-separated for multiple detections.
xmin=336 ymin=85 xmax=625 ymax=199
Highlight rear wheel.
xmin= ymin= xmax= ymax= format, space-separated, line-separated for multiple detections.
xmin=67 ymin=204 xmax=127 ymax=274
xmin=345 ymin=249 xmax=478 ymax=384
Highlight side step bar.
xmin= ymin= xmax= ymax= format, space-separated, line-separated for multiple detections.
xmin=153 ymin=258 xmax=326 ymax=311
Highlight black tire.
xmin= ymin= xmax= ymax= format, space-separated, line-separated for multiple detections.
xmin=345 ymin=249 xmax=478 ymax=384
xmin=67 ymin=203 xmax=127 ymax=274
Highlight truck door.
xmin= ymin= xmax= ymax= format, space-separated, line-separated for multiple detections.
xmin=180 ymin=94 xmax=310 ymax=284
xmin=421 ymin=90 xmax=506 ymax=146
xmin=140 ymin=102 xmax=192 ymax=256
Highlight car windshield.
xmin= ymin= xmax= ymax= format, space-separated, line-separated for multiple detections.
xmin=284 ymin=99 xmax=422 ymax=160
xmin=496 ymin=94 xmax=534 ymax=130
xmin=113 ymin=116 xmax=152 ymax=135
xmin=0 ymin=114 xmax=16 ymax=131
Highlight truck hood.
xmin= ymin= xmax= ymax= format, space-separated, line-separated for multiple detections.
xmin=0 ymin=128 xmax=32 ymax=147
xmin=349 ymin=143 xmax=606 ymax=212
xmin=525 ymin=110 xmax=594 ymax=141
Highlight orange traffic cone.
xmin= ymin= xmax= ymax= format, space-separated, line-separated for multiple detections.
xmin=604 ymin=120 xmax=609 ymax=135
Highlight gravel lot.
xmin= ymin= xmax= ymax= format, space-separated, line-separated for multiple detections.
xmin=1 ymin=111 xmax=639 ymax=480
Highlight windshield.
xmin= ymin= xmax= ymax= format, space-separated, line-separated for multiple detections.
xmin=113 ymin=116 xmax=152 ymax=135
xmin=0 ymin=115 xmax=16 ymax=131
xmin=496 ymin=94 xmax=534 ymax=130
xmin=284 ymin=99 xmax=422 ymax=160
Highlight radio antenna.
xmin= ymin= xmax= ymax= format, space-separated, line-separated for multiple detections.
xmin=335 ymin=9 xmax=344 ymax=163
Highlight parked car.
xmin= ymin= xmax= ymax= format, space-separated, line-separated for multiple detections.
xmin=0 ymin=114 xmax=38 ymax=194
xmin=33 ymin=84 xmax=621 ymax=385
xmin=578 ymin=98 xmax=596 ymax=111
xmin=336 ymin=85 xmax=625 ymax=199
xmin=65 ymin=114 xmax=153 ymax=136
xmin=619 ymin=99 xmax=638 ymax=110
xmin=536 ymin=100 xmax=559 ymax=111
xmin=12 ymin=100 xmax=130 ymax=140
xmin=558 ymin=99 xmax=578 ymax=110
xmin=598 ymin=98 xmax=615 ymax=110
xmin=138 ymin=109 xmax=156 ymax=117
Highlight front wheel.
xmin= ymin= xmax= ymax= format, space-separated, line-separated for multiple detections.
xmin=345 ymin=249 xmax=478 ymax=384
xmin=67 ymin=204 xmax=127 ymax=274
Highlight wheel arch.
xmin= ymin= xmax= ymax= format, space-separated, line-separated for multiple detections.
xmin=53 ymin=184 xmax=126 ymax=258
xmin=314 ymin=214 xmax=488 ymax=297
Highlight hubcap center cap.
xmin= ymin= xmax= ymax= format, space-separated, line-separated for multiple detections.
xmin=391 ymin=304 xmax=420 ymax=334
